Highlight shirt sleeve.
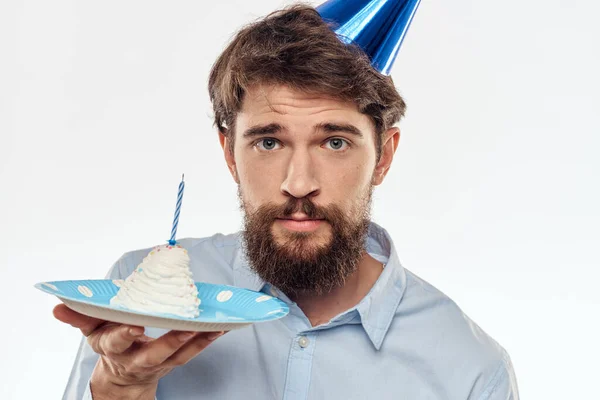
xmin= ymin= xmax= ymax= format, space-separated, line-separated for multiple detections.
xmin=477 ymin=351 xmax=520 ymax=400
xmin=61 ymin=252 xmax=135 ymax=400
xmin=82 ymin=380 xmax=158 ymax=400
xmin=82 ymin=381 xmax=94 ymax=400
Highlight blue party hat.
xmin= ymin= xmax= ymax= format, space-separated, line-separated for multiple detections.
xmin=316 ymin=0 xmax=421 ymax=75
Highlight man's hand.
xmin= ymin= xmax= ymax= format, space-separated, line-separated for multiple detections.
xmin=53 ymin=304 xmax=224 ymax=400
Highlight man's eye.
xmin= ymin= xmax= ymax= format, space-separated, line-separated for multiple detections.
xmin=256 ymin=138 xmax=280 ymax=151
xmin=325 ymin=138 xmax=349 ymax=150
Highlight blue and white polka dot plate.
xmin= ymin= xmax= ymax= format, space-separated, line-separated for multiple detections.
xmin=35 ymin=279 xmax=289 ymax=332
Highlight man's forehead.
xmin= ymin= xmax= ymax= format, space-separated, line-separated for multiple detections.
xmin=241 ymin=84 xmax=359 ymax=115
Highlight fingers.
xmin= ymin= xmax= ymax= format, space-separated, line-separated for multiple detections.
xmin=54 ymin=301 xmax=227 ymax=372
xmin=88 ymin=324 xmax=145 ymax=356
xmin=130 ymin=330 xmax=224 ymax=368
xmin=165 ymin=331 xmax=226 ymax=367
xmin=53 ymin=304 xmax=105 ymax=336
xmin=130 ymin=330 xmax=202 ymax=367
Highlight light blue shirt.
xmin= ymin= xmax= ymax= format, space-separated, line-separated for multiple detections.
xmin=65 ymin=223 xmax=519 ymax=399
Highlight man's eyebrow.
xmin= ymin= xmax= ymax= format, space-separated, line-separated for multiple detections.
xmin=242 ymin=123 xmax=283 ymax=138
xmin=316 ymin=122 xmax=364 ymax=138
xmin=242 ymin=122 xmax=364 ymax=138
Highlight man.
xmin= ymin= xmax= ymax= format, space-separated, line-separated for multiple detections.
xmin=55 ymin=4 xmax=519 ymax=399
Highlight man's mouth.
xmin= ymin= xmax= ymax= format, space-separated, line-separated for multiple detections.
xmin=275 ymin=214 xmax=325 ymax=232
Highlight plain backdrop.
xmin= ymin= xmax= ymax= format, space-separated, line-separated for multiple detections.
xmin=1 ymin=0 xmax=599 ymax=398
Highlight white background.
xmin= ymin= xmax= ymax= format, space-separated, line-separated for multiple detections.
xmin=1 ymin=0 xmax=599 ymax=398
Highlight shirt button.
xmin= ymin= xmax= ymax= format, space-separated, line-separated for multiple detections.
xmin=298 ymin=336 xmax=310 ymax=348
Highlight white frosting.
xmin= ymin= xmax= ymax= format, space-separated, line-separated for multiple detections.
xmin=110 ymin=244 xmax=200 ymax=318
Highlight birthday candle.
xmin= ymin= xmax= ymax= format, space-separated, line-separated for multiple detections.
xmin=168 ymin=174 xmax=185 ymax=245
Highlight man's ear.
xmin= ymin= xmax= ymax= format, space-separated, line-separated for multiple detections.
xmin=372 ymin=127 xmax=400 ymax=186
xmin=219 ymin=131 xmax=239 ymax=184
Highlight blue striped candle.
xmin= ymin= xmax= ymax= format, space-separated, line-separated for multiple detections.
xmin=168 ymin=174 xmax=185 ymax=245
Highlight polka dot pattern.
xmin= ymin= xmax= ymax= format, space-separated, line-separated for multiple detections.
xmin=35 ymin=279 xmax=290 ymax=325
xmin=42 ymin=283 xmax=58 ymax=291
xmin=216 ymin=290 xmax=233 ymax=302
xmin=77 ymin=285 xmax=93 ymax=297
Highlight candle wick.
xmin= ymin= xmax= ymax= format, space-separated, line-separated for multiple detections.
xmin=182 ymin=173 xmax=185 ymax=181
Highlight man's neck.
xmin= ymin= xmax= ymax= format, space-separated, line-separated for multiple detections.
xmin=290 ymin=252 xmax=384 ymax=327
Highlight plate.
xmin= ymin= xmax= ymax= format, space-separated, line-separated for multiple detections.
xmin=35 ymin=279 xmax=289 ymax=332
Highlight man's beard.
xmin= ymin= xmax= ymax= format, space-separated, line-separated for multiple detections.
xmin=239 ymin=187 xmax=372 ymax=297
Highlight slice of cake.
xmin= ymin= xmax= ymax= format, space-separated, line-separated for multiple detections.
xmin=110 ymin=244 xmax=200 ymax=318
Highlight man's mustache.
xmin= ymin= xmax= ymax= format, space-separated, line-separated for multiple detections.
xmin=281 ymin=197 xmax=323 ymax=219
xmin=247 ymin=195 xmax=346 ymax=226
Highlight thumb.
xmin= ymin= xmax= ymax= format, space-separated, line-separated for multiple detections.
xmin=53 ymin=303 xmax=106 ymax=336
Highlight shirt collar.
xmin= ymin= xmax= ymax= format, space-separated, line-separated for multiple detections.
xmin=232 ymin=222 xmax=407 ymax=350
xmin=356 ymin=222 xmax=407 ymax=350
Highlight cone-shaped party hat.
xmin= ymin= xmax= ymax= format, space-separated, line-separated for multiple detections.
xmin=316 ymin=0 xmax=421 ymax=75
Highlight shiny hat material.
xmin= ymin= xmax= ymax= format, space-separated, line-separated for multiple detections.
xmin=316 ymin=0 xmax=421 ymax=75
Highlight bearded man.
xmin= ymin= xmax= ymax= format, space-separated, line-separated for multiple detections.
xmin=55 ymin=4 xmax=519 ymax=400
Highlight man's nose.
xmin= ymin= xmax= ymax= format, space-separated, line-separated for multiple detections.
xmin=280 ymin=148 xmax=320 ymax=199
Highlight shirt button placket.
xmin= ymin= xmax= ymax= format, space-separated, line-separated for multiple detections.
xmin=282 ymin=333 xmax=317 ymax=400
